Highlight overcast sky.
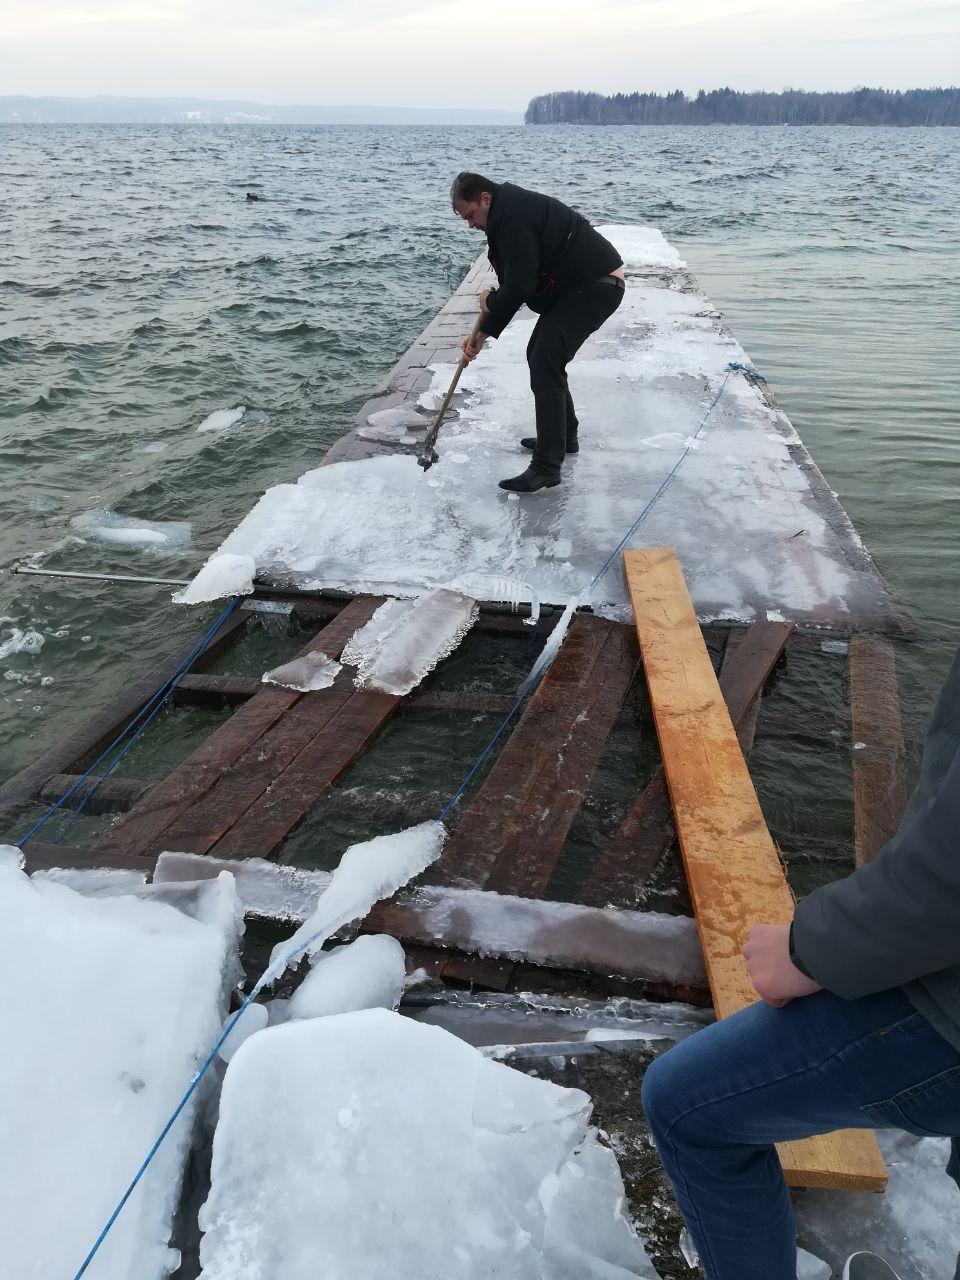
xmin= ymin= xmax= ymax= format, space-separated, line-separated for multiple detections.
xmin=4 ymin=0 xmax=958 ymax=110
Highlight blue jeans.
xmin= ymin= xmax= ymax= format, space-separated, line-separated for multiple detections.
xmin=641 ymin=987 xmax=960 ymax=1279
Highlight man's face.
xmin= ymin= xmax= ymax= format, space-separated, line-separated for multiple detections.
xmin=453 ymin=191 xmax=492 ymax=231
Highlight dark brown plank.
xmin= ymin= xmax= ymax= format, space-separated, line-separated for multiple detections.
xmin=21 ymin=841 xmax=155 ymax=877
xmin=424 ymin=614 xmax=620 ymax=890
xmin=0 ymin=606 xmax=248 ymax=825
xmin=577 ymin=621 xmax=794 ymax=909
xmin=38 ymin=773 xmax=152 ymax=816
xmin=172 ymin=674 xmax=262 ymax=706
xmin=403 ymin=690 xmax=515 ymax=717
xmin=484 ymin=620 xmax=640 ymax=898
xmin=93 ymin=598 xmax=380 ymax=858
xmin=209 ymin=686 xmax=401 ymax=860
xmin=850 ymin=635 xmax=907 ymax=866
xmin=438 ymin=954 xmax=515 ymax=990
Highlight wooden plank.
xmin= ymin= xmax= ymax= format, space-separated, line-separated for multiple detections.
xmin=209 ymin=686 xmax=401 ymax=860
xmin=172 ymin=674 xmax=262 ymax=706
xmin=22 ymin=842 xmax=155 ymax=877
xmin=403 ymin=690 xmax=515 ymax=717
xmin=425 ymin=614 xmax=628 ymax=890
xmin=437 ymin=955 xmax=515 ymax=990
xmin=93 ymin=598 xmax=379 ymax=858
xmin=37 ymin=773 xmax=152 ymax=816
xmin=0 ymin=606 xmax=248 ymax=825
xmin=850 ymin=635 xmax=907 ymax=867
xmin=623 ymin=548 xmax=886 ymax=1193
xmin=578 ymin=622 xmax=794 ymax=909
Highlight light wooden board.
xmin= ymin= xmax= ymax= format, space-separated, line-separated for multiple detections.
xmin=624 ymin=548 xmax=886 ymax=1193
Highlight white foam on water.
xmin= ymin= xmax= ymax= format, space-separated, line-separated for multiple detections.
xmin=174 ymin=552 xmax=256 ymax=603
xmin=197 ymin=405 xmax=246 ymax=433
xmin=262 ymin=649 xmax=341 ymax=691
xmin=0 ymin=627 xmax=44 ymax=660
xmin=71 ymin=508 xmax=192 ymax=550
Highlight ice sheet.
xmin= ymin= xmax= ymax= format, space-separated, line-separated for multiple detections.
xmin=596 ymin=224 xmax=685 ymax=271
xmin=197 ymin=405 xmax=245 ymax=433
xmin=180 ymin=227 xmax=893 ymax=629
xmin=174 ymin=552 xmax=256 ymax=603
xmin=283 ymin=935 xmax=407 ymax=1020
xmin=198 ymin=1009 xmax=658 ymax=1279
xmin=0 ymin=865 xmax=241 ymax=1280
xmin=71 ymin=508 xmax=191 ymax=549
xmin=267 ymin=820 xmax=446 ymax=974
xmin=342 ymin=589 xmax=478 ymax=694
xmin=262 ymin=649 xmax=341 ymax=691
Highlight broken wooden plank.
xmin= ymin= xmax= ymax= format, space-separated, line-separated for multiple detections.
xmin=426 ymin=615 xmax=636 ymax=891
xmin=37 ymin=773 xmax=152 ymax=816
xmin=578 ymin=621 xmax=794 ymax=909
xmin=850 ymin=635 xmax=907 ymax=867
xmin=0 ymin=606 xmax=248 ymax=826
xmin=623 ymin=548 xmax=886 ymax=1193
xmin=93 ymin=598 xmax=380 ymax=859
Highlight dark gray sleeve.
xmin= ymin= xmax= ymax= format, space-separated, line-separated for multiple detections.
xmin=792 ymin=740 xmax=960 ymax=997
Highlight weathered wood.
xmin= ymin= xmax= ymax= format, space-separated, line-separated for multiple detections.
xmin=403 ymin=690 xmax=515 ymax=717
xmin=427 ymin=615 xmax=635 ymax=892
xmin=21 ymin=841 xmax=155 ymax=877
xmin=623 ymin=548 xmax=886 ymax=1193
xmin=578 ymin=621 xmax=794 ymax=909
xmin=0 ymin=606 xmax=248 ymax=825
xmin=850 ymin=635 xmax=907 ymax=867
xmin=172 ymin=674 xmax=262 ymax=706
xmin=37 ymin=773 xmax=152 ymax=816
xmin=93 ymin=598 xmax=380 ymax=859
xmin=437 ymin=954 xmax=515 ymax=990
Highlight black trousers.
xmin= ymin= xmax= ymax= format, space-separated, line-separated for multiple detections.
xmin=525 ymin=276 xmax=625 ymax=477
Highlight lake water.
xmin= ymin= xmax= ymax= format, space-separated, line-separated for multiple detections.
xmin=2 ymin=123 xmax=959 ymax=802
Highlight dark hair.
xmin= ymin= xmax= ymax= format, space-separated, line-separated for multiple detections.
xmin=450 ymin=171 xmax=499 ymax=206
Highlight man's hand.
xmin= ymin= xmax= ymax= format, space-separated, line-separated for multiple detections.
xmin=461 ymin=330 xmax=487 ymax=363
xmin=743 ymin=924 xmax=822 ymax=1008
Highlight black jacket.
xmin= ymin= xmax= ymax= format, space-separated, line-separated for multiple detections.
xmin=479 ymin=183 xmax=622 ymax=339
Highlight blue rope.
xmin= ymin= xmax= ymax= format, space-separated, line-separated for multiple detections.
xmin=69 ymin=360 xmax=762 ymax=1277
xmin=20 ymin=597 xmax=241 ymax=847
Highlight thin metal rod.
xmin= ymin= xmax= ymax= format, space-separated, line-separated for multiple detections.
xmin=13 ymin=565 xmax=190 ymax=587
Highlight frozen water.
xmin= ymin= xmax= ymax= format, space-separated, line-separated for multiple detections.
xmin=0 ymin=864 xmax=241 ymax=1280
xmin=342 ymin=588 xmax=478 ymax=695
xmin=267 ymin=819 xmax=446 ymax=974
xmin=71 ymin=508 xmax=192 ymax=549
xmin=0 ymin=842 xmax=24 ymax=869
xmin=197 ymin=405 xmax=246 ymax=433
xmin=262 ymin=649 xmax=341 ymax=691
xmin=796 ymin=1247 xmax=831 ymax=1280
xmin=283 ymin=934 xmax=407 ymax=1020
xmin=795 ymin=1129 xmax=960 ymax=1276
xmin=521 ymin=595 xmax=578 ymax=692
xmin=0 ymin=627 xmax=44 ymax=659
xmin=174 ymin=552 xmax=256 ymax=603
xmin=358 ymin=403 xmax=427 ymax=442
xmin=32 ymin=865 xmax=148 ymax=893
xmin=198 ymin=1008 xmax=658 ymax=1279
xmin=596 ymin=223 xmax=685 ymax=271
xmin=180 ymin=227 xmax=893 ymax=628
xmin=456 ymin=575 xmax=542 ymax=622
xmin=217 ymin=1000 xmax=269 ymax=1064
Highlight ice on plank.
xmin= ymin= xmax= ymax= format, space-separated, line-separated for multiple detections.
xmin=795 ymin=1129 xmax=960 ymax=1277
xmin=179 ymin=227 xmax=894 ymax=629
xmin=279 ymin=935 xmax=407 ymax=1021
xmin=198 ymin=1008 xmax=658 ymax=1280
xmin=267 ymin=819 xmax=446 ymax=974
xmin=71 ymin=508 xmax=192 ymax=550
xmin=174 ymin=552 xmax=255 ymax=603
xmin=197 ymin=405 xmax=245 ymax=433
xmin=0 ymin=864 xmax=241 ymax=1280
xmin=341 ymin=588 xmax=478 ymax=695
xmin=262 ymin=649 xmax=341 ymax=691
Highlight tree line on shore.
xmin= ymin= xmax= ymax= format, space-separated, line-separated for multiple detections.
xmin=525 ymin=87 xmax=960 ymax=126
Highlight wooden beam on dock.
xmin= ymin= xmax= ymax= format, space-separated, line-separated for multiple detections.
xmin=623 ymin=548 xmax=886 ymax=1193
xmin=37 ymin=773 xmax=152 ymax=816
xmin=577 ymin=621 xmax=794 ymax=909
xmin=850 ymin=635 xmax=907 ymax=867
xmin=427 ymin=614 xmax=639 ymax=894
xmin=172 ymin=673 xmax=262 ymax=706
xmin=0 ymin=606 xmax=248 ymax=827
xmin=93 ymin=599 xmax=380 ymax=859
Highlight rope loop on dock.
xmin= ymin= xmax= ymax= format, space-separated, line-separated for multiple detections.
xmin=18 ymin=596 xmax=242 ymax=848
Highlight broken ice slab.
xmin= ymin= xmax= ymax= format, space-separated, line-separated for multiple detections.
xmin=154 ymin=851 xmax=707 ymax=989
xmin=341 ymin=588 xmax=478 ymax=695
xmin=261 ymin=649 xmax=341 ymax=691
xmin=198 ymin=1008 xmax=659 ymax=1279
xmin=0 ymin=863 xmax=241 ymax=1280
xmin=174 ymin=552 xmax=256 ymax=603
xmin=357 ymin=403 xmax=430 ymax=444
xmin=283 ymin=934 xmax=407 ymax=1021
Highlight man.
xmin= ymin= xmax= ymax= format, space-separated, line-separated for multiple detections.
xmin=641 ymin=649 xmax=960 ymax=1280
xmin=450 ymin=172 xmax=625 ymax=493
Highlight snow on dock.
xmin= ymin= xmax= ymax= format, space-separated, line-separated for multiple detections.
xmin=182 ymin=226 xmax=899 ymax=631
xmin=0 ymin=855 xmax=241 ymax=1279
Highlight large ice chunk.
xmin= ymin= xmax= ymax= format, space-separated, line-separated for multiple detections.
xmin=174 ymin=552 xmax=255 ymax=603
xmin=0 ymin=865 xmax=241 ymax=1280
xmin=198 ymin=1009 xmax=658 ymax=1279
xmin=341 ymin=588 xmax=478 ymax=695
xmin=267 ymin=820 xmax=446 ymax=974
xmin=262 ymin=649 xmax=341 ymax=691
xmin=284 ymin=935 xmax=407 ymax=1021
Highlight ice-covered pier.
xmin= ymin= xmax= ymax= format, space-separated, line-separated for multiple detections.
xmin=4 ymin=230 xmax=953 ymax=1279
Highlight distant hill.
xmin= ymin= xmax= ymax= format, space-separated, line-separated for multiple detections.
xmin=526 ymin=87 xmax=960 ymax=126
xmin=0 ymin=95 xmax=523 ymax=126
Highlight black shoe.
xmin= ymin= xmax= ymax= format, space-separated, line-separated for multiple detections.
xmin=498 ymin=467 xmax=561 ymax=493
xmin=520 ymin=436 xmax=579 ymax=455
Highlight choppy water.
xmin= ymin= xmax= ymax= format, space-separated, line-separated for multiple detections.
xmin=2 ymin=123 xmax=959 ymax=803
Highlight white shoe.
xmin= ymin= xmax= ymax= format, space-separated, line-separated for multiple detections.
xmin=842 ymin=1252 xmax=902 ymax=1280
